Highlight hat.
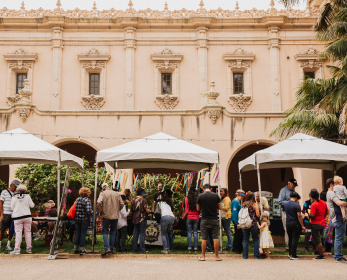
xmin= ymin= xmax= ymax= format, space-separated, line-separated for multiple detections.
xmin=289 ymin=178 xmax=298 ymax=187
xmin=309 ymin=189 xmax=320 ymax=200
xmin=137 ymin=188 xmax=148 ymax=196
xmin=101 ymin=183 xmax=109 ymax=190
xmin=237 ymin=192 xmax=246 ymax=197
xmin=11 ymin=180 xmax=20 ymax=187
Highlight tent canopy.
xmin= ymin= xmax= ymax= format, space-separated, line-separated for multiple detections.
xmin=0 ymin=128 xmax=83 ymax=169
xmin=96 ymin=132 xmax=219 ymax=171
xmin=239 ymin=133 xmax=347 ymax=172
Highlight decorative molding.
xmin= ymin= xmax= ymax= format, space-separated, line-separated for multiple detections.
xmin=8 ymin=61 xmax=33 ymax=70
xmin=153 ymin=48 xmax=181 ymax=55
xmin=78 ymin=47 xmax=110 ymax=61
xmin=300 ymin=61 xmax=322 ymax=68
xmin=4 ymin=47 xmax=38 ymax=61
xmin=227 ymin=62 xmax=250 ymax=69
xmin=229 ymin=94 xmax=252 ymax=113
xmin=82 ymin=62 xmax=106 ymax=69
xmin=225 ymin=46 xmax=252 ymax=55
xmin=298 ymin=45 xmax=320 ymax=55
xmin=155 ymin=95 xmax=179 ymax=110
xmin=155 ymin=62 xmax=178 ymax=69
xmin=81 ymin=95 xmax=105 ymax=110
xmin=208 ymin=110 xmax=221 ymax=124
xmin=204 ymin=81 xmax=220 ymax=106
xmin=0 ymin=5 xmax=320 ymax=19
xmin=17 ymin=108 xmax=31 ymax=123
xmin=223 ymin=46 xmax=256 ymax=61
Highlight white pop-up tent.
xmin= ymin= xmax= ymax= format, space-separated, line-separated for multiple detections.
xmin=93 ymin=132 xmax=220 ymax=251
xmin=238 ymin=133 xmax=347 ymax=212
xmin=0 ymin=128 xmax=84 ymax=207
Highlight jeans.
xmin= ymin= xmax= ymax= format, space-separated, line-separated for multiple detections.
xmin=102 ymin=218 xmax=118 ymax=251
xmin=287 ymin=221 xmax=301 ymax=257
xmin=116 ymin=226 xmax=128 ymax=251
xmin=186 ymin=219 xmax=199 ymax=250
xmin=161 ymin=215 xmax=174 ymax=250
xmin=132 ymin=220 xmax=147 ymax=253
xmin=333 ymin=221 xmax=346 ymax=261
xmin=232 ymin=221 xmax=243 ymax=253
xmin=222 ymin=218 xmax=233 ymax=250
xmin=74 ymin=220 xmax=89 ymax=250
xmin=242 ymin=224 xmax=259 ymax=259
xmin=169 ymin=229 xmax=174 ymax=250
xmin=14 ymin=218 xmax=32 ymax=252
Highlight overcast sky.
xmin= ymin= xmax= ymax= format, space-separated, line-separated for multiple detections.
xmin=2 ymin=0 xmax=306 ymax=11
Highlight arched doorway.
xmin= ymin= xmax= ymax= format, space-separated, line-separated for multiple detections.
xmin=54 ymin=140 xmax=98 ymax=168
xmin=228 ymin=143 xmax=294 ymax=198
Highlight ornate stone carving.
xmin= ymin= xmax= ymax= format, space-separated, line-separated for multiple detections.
xmin=226 ymin=46 xmax=252 ymax=55
xmin=208 ymin=110 xmax=221 ymax=124
xmin=80 ymin=47 xmax=109 ymax=56
xmin=17 ymin=108 xmax=31 ymax=122
xmin=7 ymin=79 xmax=32 ymax=106
xmin=7 ymin=47 xmax=36 ymax=56
xmin=229 ymin=94 xmax=252 ymax=112
xmin=204 ymin=81 xmax=220 ymax=106
xmin=155 ymin=62 xmax=178 ymax=69
xmin=154 ymin=48 xmax=180 ymax=55
xmin=81 ymin=95 xmax=105 ymax=110
xmin=227 ymin=62 xmax=250 ymax=69
xmin=0 ymin=2 xmax=320 ymax=19
xmin=8 ymin=62 xmax=33 ymax=69
xmin=82 ymin=62 xmax=106 ymax=69
xmin=299 ymin=46 xmax=320 ymax=55
xmin=300 ymin=61 xmax=322 ymax=68
xmin=155 ymin=95 xmax=179 ymax=110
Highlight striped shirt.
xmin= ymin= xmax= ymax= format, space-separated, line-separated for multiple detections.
xmin=0 ymin=189 xmax=14 ymax=215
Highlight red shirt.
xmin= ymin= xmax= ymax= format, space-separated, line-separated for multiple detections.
xmin=310 ymin=199 xmax=328 ymax=226
xmin=182 ymin=197 xmax=199 ymax=220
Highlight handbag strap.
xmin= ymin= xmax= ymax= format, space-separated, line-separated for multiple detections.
xmin=6 ymin=189 xmax=13 ymax=197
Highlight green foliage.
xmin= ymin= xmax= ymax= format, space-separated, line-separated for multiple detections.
xmin=133 ymin=174 xmax=186 ymax=216
xmin=271 ymin=0 xmax=347 ymax=141
xmin=0 ymin=179 xmax=7 ymax=190
xmin=15 ymin=159 xmax=113 ymax=209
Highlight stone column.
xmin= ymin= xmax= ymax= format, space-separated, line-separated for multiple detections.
xmin=51 ymin=27 xmax=63 ymax=110
xmin=124 ymin=27 xmax=136 ymax=110
xmin=268 ymin=27 xmax=281 ymax=111
xmin=197 ymin=27 xmax=208 ymax=108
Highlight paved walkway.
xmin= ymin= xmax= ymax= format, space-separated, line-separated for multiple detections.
xmin=0 ymin=257 xmax=346 ymax=280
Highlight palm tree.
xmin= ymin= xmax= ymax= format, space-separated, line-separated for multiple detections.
xmin=271 ymin=0 xmax=347 ymax=141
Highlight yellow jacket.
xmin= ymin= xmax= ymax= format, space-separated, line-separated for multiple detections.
xmin=221 ymin=197 xmax=231 ymax=219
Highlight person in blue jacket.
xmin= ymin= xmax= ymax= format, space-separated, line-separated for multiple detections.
xmin=230 ymin=189 xmax=246 ymax=254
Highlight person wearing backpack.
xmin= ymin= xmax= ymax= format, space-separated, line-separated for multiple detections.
xmin=240 ymin=192 xmax=260 ymax=259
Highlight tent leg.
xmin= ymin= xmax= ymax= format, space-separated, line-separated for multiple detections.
xmin=239 ymin=172 xmax=243 ymax=190
xmin=92 ymin=163 xmax=98 ymax=253
xmin=81 ymin=168 xmax=84 ymax=187
xmin=217 ymin=164 xmax=223 ymax=253
xmin=256 ymin=165 xmax=263 ymax=214
xmin=57 ymin=151 xmax=61 ymax=209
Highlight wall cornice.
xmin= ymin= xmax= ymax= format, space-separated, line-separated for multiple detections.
xmin=0 ymin=105 xmax=285 ymax=119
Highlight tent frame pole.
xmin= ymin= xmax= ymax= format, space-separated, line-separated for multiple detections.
xmin=256 ymin=164 xmax=263 ymax=214
xmin=92 ymin=161 xmax=98 ymax=253
xmin=239 ymin=172 xmax=243 ymax=190
xmin=217 ymin=164 xmax=223 ymax=253
xmin=57 ymin=151 xmax=61 ymax=209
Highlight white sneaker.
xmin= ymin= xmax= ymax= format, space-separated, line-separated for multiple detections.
xmin=5 ymin=245 xmax=13 ymax=251
xmin=10 ymin=250 xmax=20 ymax=255
xmin=34 ymin=235 xmax=43 ymax=241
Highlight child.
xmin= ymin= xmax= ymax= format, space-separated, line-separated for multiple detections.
xmin=333 ymin=176 xmax=347 ymax=223
xmin=257 ymin=212 xmax=274 ymax=259
xmin=116 ymin=195 xmax=130 ymax=253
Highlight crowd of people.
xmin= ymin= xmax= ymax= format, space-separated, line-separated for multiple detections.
xmin=0 ymin=176 xmax=346 ymax=263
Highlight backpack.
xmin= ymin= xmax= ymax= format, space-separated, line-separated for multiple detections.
xmin=238 ymin=207 xmax=252 ymax=229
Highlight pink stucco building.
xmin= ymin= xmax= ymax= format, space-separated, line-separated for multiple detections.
xmin=0 ymin=1 xmax=335 ymax=202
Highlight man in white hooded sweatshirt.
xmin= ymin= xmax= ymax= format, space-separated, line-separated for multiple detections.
xmin=10 ymin=184 xmax=34 ymax=255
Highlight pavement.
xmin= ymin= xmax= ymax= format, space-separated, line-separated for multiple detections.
xmin=0 ymin=255 xmax=346 ymax=280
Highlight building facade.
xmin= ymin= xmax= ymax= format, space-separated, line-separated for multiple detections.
xmin=0 ymin=0 xmax=334 ymax=201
